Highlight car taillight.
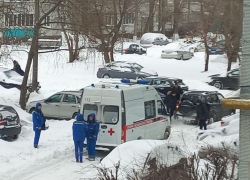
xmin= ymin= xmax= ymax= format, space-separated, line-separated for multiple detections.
xmin=0 ymin=119 xmax=4 ymax=125
xmin=124 ymin=49 xmax=128 ymax=52
xmin=98 ymin=68 xmax=103 ymax=71
xmin=152 ymin=42 xmax=155 ymax=45
xmin=176 ymin=102 xmax=180 ymax=110
xmin=221 ymin=121 xmax=225 ymax=125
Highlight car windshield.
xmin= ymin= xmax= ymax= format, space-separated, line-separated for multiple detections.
xmin=177 ymin=81 xmax=185 ymax=85
xmin=83 ymin=104 xmax=98 ymax=121
xmin=3 ymin=70 xmax=21 ymax=79
xmin=181 ymin=94 xmax=202 ymax=104
xmin=130 ymin=63 xmax=143 ymax=71
xmin=154 ymin=79 xmax=170 ymax=85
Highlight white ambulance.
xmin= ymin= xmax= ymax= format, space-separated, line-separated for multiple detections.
xmin=80 ymin=80 xmax=171 ymax=148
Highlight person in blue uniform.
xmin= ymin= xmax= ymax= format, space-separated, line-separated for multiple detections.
xmin=33 ymin=103 xmax=44 ymax=148
xmin=86 ymin=113 xmax=99 ymax=161
xmin=72 ymin=113 xmax=86 ymax=163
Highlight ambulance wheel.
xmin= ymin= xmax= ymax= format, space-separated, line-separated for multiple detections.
xmin=164 ymin=128 xmax=170 ymax=140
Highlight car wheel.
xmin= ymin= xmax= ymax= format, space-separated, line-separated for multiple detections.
xmin=103 ymin=74 xmax=110 ymax=79
xmin=29 ymin=108 xmax=35 ymax=114
xmin=208 ymin=114 xmax=216 ymax=124
xmin=163 ymin=128 xmax=171 ymax=140
xmin=13 ymin=135 xmax=19 ymax=140
xmin=72 ymin=112 xmax=78 ymax=119
xmin=137 ymin=136 xmax=143 ymax=140
xmin=214 ymin=82 xmax=223 ymax=89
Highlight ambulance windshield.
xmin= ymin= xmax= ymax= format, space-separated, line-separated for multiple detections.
xmin=103 ymin=106 xmax=119 ymax=124
xmin=83 ymin=104 xmax=98 ymax=120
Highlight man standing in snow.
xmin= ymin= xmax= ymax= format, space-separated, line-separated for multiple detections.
xmin=86 ymin=113 xmax=99 ymax=161
xmin=196 ymin=99 xmax=209 ymax=130
xmin=72 ymin=113 xmax=86 ymax=163
xmin=171 ymin=81 xmax=183 ymax=100
xmin=169 ymin=92 xmax=178 ymax=121
xmin=33 ymin=103 xmax=44 ymax=148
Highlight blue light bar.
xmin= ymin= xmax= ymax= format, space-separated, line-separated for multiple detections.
xmin=121 ymin=79 xmax=149 ymax=84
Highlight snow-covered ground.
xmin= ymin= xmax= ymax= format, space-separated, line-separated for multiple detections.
xmin=0 ymin=41 xmax=239 ymax=180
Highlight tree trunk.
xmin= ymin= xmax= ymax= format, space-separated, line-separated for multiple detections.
xmin=19 ymin=28 xmax=38 ymax=109
xmin=204 ymin=35 xmax=209 ymax=71
xmin=134 ymin=0 xmax=139 ymax=39
xmin=144 ymin=0 xmax=156 ymax=33
xmin=103 ymin=51 xmax=110 ymax=63
xmin=173 ymin=0 xmax=181 ymax=35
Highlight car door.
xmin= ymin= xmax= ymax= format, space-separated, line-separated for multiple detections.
xmin=209 ymin=94 xmax=223 ymax=119
xmin=229 ymin=70 xmax=239 ymax=89
xmin=217 ymin=94 xmax=231 ymax=117
xmin=42 ymin=93 xmax=63 ymax=118
xmin=59 ymin=94 xmax=78 ymax=119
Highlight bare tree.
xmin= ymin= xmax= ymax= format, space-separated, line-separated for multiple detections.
xmin=19 ymin=0 xmax=63 ymax=109
xmin=143 ymin=0 xmax=157 ymax=33
xmin=221 ymin=0 xmax=243 ymax=71
xmin=173 ymin=0 xmax=184 ymax=41
xmin=191 ymin=0 xmax=223 ymax=71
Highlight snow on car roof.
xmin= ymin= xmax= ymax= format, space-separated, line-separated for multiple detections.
xmin=141 ymin=33 xmax=168 ymax=41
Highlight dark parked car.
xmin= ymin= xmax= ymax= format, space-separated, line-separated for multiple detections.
xmin=178 ymin=91 xmax=234 ymax=124
xmin=206 ymin=68 xmax=239 ymax=90
xmin=124 ymin=43 xmax=146 ymax=55
xmin=97 ymin=61 xmax=158 ymax=79
xmin=0 ymin=66 xmax=41 ymax=91
xmin=144 ymin=77 xmax=189 ymax=95
xmin=0 ymin=105 xmax=21 ymax=140
xmin=115 ymin=42 xmax=146 ymax=55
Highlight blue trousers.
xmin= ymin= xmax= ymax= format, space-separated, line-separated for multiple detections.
xmin=74 ymin=141 xmax=84 ymax=161
xmin=34 ymin=129 xmax=41 ymax=146
xmin=87 ymin=139 xmax=96 ymax=158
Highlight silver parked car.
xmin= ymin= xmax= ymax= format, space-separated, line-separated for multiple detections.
xmin=161 ymin=50 xmax=194 ymax=60
xmin=26 ymin=91 xmax=82 ymax=119
xmin=140 ymin=33 xmax=170 ymax=47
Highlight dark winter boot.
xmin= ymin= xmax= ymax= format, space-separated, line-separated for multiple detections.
xmin=76 ymin=159 xmax=79 ymax=163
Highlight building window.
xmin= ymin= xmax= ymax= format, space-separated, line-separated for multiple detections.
xmin=43 ymin=16 xmax=50 ymax=26
xmin=144 ymin=100 xmax=156 ymax=119
xmin=123 ymin=13 xmax=135 ymax=24
xmin=5 ymin=14 xmax=34 ymax=27
xmin=105 ymin=15 xmax=114 ymax=25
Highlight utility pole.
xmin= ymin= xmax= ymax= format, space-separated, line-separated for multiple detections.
xmin=222 ymin=0 xmax=250 ymax=179
xmin=239 ymin=0 xmax=250 ymax=179
xmin=32 ymin=0 xmax=39 ymax=91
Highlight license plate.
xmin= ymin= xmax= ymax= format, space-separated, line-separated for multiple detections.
xmin=7 ymin=121 xmax=16 ymax=125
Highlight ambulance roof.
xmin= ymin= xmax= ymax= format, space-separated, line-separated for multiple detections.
xmin=85 ymin=82 xmax=153 ymax=91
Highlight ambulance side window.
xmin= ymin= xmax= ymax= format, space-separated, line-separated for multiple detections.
xmin=83 ymin=104 xmax=98 ymax=121
xmin=157 ymin=100 xmax=167 ymax=115
xmin=144 ymin=100 xmax=156 ymax=119
xmin=103 ymin=106 xmax=119 ymax=124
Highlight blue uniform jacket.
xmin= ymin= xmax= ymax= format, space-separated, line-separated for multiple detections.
xmin=33 ymin=103 xmax=44 ymax=131
xmin=86 ymin=113 xmax=99 ymax=141
xmin=73 ymin=114 xmax=86 ymax=142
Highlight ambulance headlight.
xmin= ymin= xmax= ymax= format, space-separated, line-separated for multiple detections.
xmin=112 ymin=117 xmax=118 ymax=123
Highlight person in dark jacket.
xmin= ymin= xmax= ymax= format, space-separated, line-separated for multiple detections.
xmin=165 ymin=84 xmax=174 ymax=113
xmin=33 ymin=103 xmax=44 ymax=148
xmin=12 ymin=60 xmax=24 ymax=76
xmin=72 ymin=113 xmax=86 ymax=163
xmin=196 ymin=99 xmax=209 ymax=130
xmin=169 ymin=92 xmax=178 ymax=121
xmin=171 ymin=81 xmax=183 ymax=100
xmin=86 ymin=113 xmax=99 ymax=161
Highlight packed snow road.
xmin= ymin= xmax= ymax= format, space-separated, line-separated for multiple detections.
xmin=0 ymin=42 xmax=239 ymax=180
xmin=1 ymin=119 xmax=198 ymax=180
